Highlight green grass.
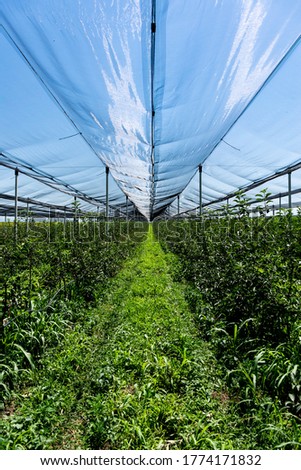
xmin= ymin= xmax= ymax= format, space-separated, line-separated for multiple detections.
xmin=2 ymin=225 xmax=257 ymax=449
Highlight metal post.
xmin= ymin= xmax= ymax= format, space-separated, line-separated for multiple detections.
xmin=199 ymin=165 xmax=202 ymax=216
xmin=106 ymin=166 xmax=109 ymax=220
xmin=288 ymin=172 xmax=292 ymax=210
xmin=62 ymin=207 xmax=66 ymax=238
xmin=105 ymin=166 xmax=109 ymax=236
xmin=225 ymin=198 xmax=231 ymax=220
xmin=73 ymin=196 xmax=77 ymax=240
xmin=126 ymin=195 xmax=128 ymax=221
xmin=177 ymin=194 xmax=180 ymax=216
xmin=279 ymin=193 xmax=282 ymax=214
xmin=26 ymin=199 xmax=29 ymax=234
xmin=14 ymin=168 xmax=19 ymax=242
xmin=49 ymin=207 xmax=51 ymax=242
xmin=74 ymin=196 xmax=77 ymax=220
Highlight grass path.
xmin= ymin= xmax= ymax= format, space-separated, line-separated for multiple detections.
xmin=2 ymin=225 xmax=252 ymax=449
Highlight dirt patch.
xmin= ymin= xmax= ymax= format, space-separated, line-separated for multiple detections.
xmin=1 ymin=401 xmax=16 ymax=418
xmin=122 ymin=385 xmax=136 ymax=395
xmin=211 ymin=390 xmax=230 ymax=405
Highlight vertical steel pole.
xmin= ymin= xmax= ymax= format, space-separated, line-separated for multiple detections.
xmin=199 ymin=165 xmax=202 ymax=217
xmin=288 ymin=172 xmax=292 ymax=210
xmin=177 ymin=194 xmax=180 ymax=216
xmin=49 ymin=207 xmax=51 ymax=242
xmin=106 ymin=166 xmax=109 ymax=221
xmin=74 ymin=196 xmax=77 ymax=220
xmin=73 ymin=196 xmax=77 ymax=240
xmin=14 ymin=168 xmax=19 ymax=242
xmin=63 ymin=206 xmax=66 ymax=239
xmin=26 ymin=199 xmax=29 ymax=234
xmin=126 ymin=195 xmax=128 ymax=221
xmin=105 ymin=166 xmax=109 ymax=235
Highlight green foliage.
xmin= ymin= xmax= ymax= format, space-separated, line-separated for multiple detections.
xmin=84 ymin=228 xmax=249 ymax=450
xmin=154 ymin=203 xmax=301 ymax=448
xmin=2 ymin=212 xmax=301 ymax=450
xmin=0 ymin=220 xmax=147 ymax=412
xmin=1 ymin=226 xmax=252 ymax=450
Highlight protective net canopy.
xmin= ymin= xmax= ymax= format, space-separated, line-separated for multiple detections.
xmin=1 ymin=1 xmax=301 ymax=220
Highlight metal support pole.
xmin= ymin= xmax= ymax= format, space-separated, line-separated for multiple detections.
xmin=105 ymin=166 xmax=109 ymax=235
xmin=106 ymin=166 xmax=109 ymax=220
xmin=279 ymin=193 xmax=282 ymax=214
xmin=288 ymin=172 xmax=292 ymax=210
xmin=26 ymin=199 xmax=29 ymax=234
xmin=62 ymin=206 xmax=65 ymax=239
xmin=126 ymin=195 xmax=128 ymax=221
xmin=177 ymin=194 xmax=180 ymax=216
xmin=73 ymin=196 xmax=77 ymax=239
xmin=74 ymin=196 xmax=77 ymax=220
xmin=14 ymin=168 xmax=19 ymax=242
xmin=199 ymin=165 xmax=202 ymax=217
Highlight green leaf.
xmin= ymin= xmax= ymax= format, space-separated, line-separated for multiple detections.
xmin=14 ymin=344 xmax=35 ymax=370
